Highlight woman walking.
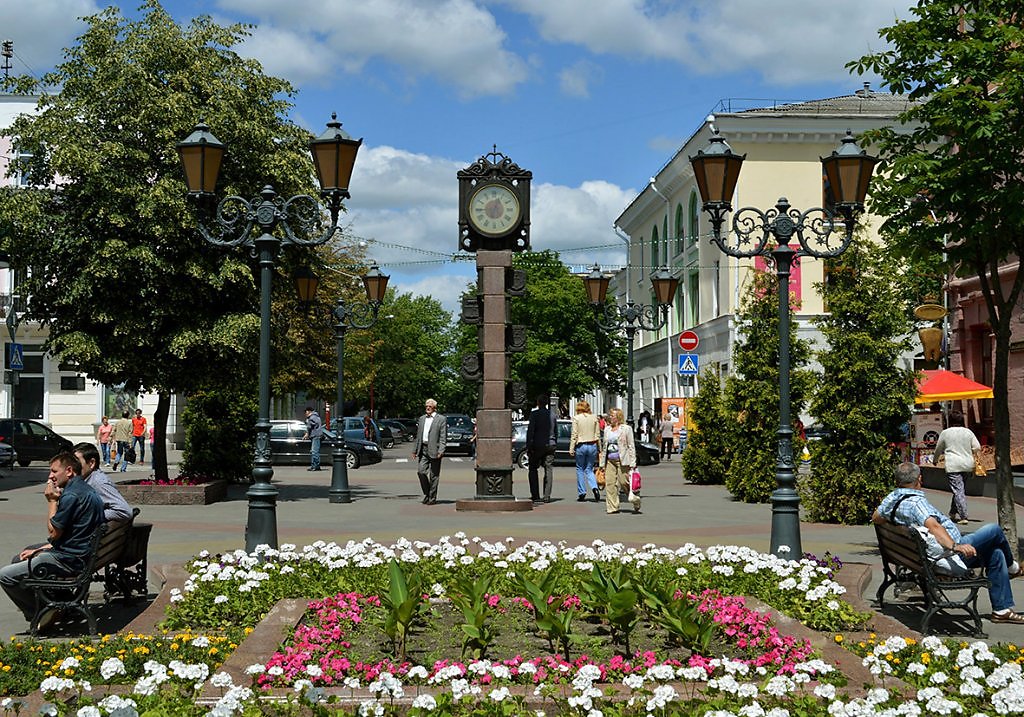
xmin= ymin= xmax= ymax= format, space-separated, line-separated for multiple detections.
xmin=659 ymin=413 xmax=675 ymax=460
xmin=933 ymin=410 xmax=981 ymax=525
xmin=602 ymin=408 xmax=640 ymax=514
xmin=569 ymin=401 xmax=602 ymax=502
xmin=95 ymin=416 xmax=113 ymax=466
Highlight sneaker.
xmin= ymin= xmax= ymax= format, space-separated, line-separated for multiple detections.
xmin=957 ymin=519 xmax=969 ymax=525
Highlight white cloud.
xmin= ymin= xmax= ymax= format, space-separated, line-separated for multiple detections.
xmin=0 ymin=1 xmax=100 ymax=80
xmin=559 ymin=60 xmax=603 ymax=98
xmin=502 ymin=0 xmax=908 ymax=85
xmin=217 ymin=0 xmax=530 ymax=97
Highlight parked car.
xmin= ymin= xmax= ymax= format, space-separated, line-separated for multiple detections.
xmin=268 ymin=420 xmax=382 ymax=469
xmin=332 ymin=417 xmax=393 ymax=449
xmin=0 ymin=441 xmax=17 ymax=468
xmin=379 ymin=419 xmax=415 ymax=442
xmin=804 ymin=424 xmax=833 ymax=442
xmin=0 ymin=418 xmax=74 ymax=467
xmin=512 ymin=420 xmax=660 ymax=470
xmin=444 ymin=414 xmax=475 ymax=455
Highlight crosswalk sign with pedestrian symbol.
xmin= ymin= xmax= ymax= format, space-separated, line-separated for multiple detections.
xmin=677 ymin=353 xmax=698 ymax=376
xmin=8 ymin=343 xmax=23 ymax=371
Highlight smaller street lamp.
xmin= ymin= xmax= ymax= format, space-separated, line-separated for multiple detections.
xmin=295 ymin=263 xmax=389 ymax=504
xmin=584 ymin=264 xmax=678 ymax=426
xmin=689 ymin=127 xmax=876 ymax=559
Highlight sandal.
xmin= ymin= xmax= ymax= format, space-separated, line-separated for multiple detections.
xmin=991 ymin=610 xmax=1024 ymax=624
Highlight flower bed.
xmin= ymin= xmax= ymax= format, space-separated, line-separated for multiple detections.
xmin=4 ymin=537 xmax=1024 ymax=716
xmin=115 ymin=478 xmax=227 ymax=505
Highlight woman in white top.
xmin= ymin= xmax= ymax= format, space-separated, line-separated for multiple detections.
xmin=601 ymin=408 xmax=639 ymax=514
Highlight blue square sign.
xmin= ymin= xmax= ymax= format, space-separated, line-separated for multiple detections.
xmin=678 ymin=353 xmax=698 ymax=376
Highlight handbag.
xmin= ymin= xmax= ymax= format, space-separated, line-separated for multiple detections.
xmin=125 ymin=446 xmax=137 ymax=464
xmin=595 ymin=466 xmax=606 ymax=489
xmin=631 ymin=470 xmax=642 ymax=492
xmin=974 ymin=462 xmax=987 ymax=477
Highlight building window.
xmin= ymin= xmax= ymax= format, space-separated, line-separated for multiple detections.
xmin=663 ymin=217 xmax=669 ymax=267
xmin=688 ymin=192 xmax=699 ymax=246
xmin=10 ymin=145 xmax=34 ymax=187
xmin=675 ymin=282 xmax=685 ymax=331
xmin=688 ymin=270 xmax=700 ymax=327
xmin=651 ymin=225 xmax=659 ymax=270
xmin=675 ymin=203 xmax=685 ymax=254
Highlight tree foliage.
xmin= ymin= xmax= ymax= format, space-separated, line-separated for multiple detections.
xmin=802 ymin=237 xmax=918 ymax=523
xmin=0 ymin=1 xmax=334 ymax=479
xmin=680 ymin=368 xmax=728 ymax=485
xmin=849 ymin=1 xmax=1024 ymax=549
xmin=510 ymin=250 xmax=627 ymax=406
xmin=723 ymin=270 xmax=814 ymax=503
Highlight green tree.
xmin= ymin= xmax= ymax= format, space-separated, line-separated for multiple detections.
xmin=680 ymin=368 xmax=728 ymax=485
xmin=803 ymin=237 xmax=918 ymax=523
xmin=510 ymin=250 xmax=627 ymax=406
xmin=849 ymin=1 xmax=1024 ymax=549
xmin=0 ymin=1 xmax=327 ymax=479
xmin=723 ymin=271 xmax=814 ymax=503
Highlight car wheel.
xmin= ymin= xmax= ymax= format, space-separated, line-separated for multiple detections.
xmin=383 ymin=438 xmax=395 ymax=449
xmin=516 ymin=450 xmax=529 ymax=470
xmin=346 ymin=451 xmax=360 ymax=470
xmin=17 ymin=459 xmax=30 ymax=467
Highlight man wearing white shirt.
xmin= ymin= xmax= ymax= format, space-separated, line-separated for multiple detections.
xmin=413 ymin=399 xmax=447 ymax=505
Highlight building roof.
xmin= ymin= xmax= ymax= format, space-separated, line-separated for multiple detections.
xmin=717 ymin=84 xmax=915 ymax=118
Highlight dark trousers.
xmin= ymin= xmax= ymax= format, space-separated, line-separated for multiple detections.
xmin=660 ymin=437 xmax=674 ymax=458
xmin=528 ymin=446 xmax=555 ymax=501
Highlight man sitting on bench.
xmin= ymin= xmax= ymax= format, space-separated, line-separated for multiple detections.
xmin=74 ymin=442 xmax=131 ymax=522
xmin=873 ymin=461 xmax=1024 ymax=625
xmin=0 ymin=452 xmax=104 ymax=631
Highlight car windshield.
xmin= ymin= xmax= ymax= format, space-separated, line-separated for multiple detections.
xmin=447 ymin=415 xmax=473 ymax=430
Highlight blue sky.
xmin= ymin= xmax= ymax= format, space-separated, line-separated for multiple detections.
xmin=3 ymin=0 xmax=911 ymax=313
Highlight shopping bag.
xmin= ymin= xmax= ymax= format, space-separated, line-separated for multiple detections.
xmin=630 ymin=470 xmax=642 ymax=492
xmin=595 ymin=466 xmax=606 ymax=489
xmin=125 ymin=447 xmax=137 ymax=464
xmin=627 ymin=489 xmax=639 ymax=503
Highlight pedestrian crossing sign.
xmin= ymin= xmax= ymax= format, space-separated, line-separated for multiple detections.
xmin=8 ymin=342 xmax=23 ymax=371
xmin=677 ymin=353 xmax=698 ymax=376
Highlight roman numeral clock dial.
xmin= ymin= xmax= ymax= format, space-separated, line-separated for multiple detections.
xmin=468 ymin=183 xmax=521 ymax=237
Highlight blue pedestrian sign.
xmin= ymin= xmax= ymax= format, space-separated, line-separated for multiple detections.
xmin=678 ymin=353 xmax=699 ymax=376
xmin=8 ymin=343 xmax=23 ymax=371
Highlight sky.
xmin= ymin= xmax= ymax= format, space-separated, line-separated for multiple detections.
xmin=1 ymin=0 xmax=912 ymax=314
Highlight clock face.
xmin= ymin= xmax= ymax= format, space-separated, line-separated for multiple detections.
xmin=468 ymin=183 xmax=521 ymax=237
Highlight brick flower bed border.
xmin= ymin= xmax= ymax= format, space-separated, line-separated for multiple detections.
xmin=115 ymin=479 xmax=227 ymax=505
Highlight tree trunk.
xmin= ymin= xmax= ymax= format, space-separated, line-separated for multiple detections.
xmin=153 ymin=392 xmax=171 ymax=482
xmin=992 ymin=317 xmax=1018 ymax=559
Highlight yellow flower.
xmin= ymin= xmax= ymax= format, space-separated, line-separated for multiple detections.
xmin=209 ymin=647 xmax=218 ymax=655
xmin=2 ymin=665 xmax=10 ymax=672
xmin=1010 ymin=645 xmax=1018 ymax=652
xmin=869 ymin=633 xmax=877 ymax=639
xmin=834 ymin=635 xmax=844 ymax=644
xmin=921 ymin=653 xmax=930 ymax=664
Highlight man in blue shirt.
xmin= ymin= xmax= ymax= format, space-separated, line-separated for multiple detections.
xmin=0 ymin=451 xmax=104 ymax=630
xmin=303 ymin=407 xmax=324 ymax=471
xmin=873 ymin=462 xmax=1023 ymax=624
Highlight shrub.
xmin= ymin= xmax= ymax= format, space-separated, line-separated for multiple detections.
xmin=180 ymin=386 xmax=257 ymax=483
xmin=681 ymin=369 xmax=728 ymax=485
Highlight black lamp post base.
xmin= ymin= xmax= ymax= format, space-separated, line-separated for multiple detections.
xmin=768 ymin=486 xmax=802 ymax=559
xmin=329 ymin=451 xmax=352 ymax=504
xmin=244 ymin=490 xmax=279 ymax=553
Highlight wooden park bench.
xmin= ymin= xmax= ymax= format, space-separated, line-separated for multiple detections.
xmin=23 ymin=507 xmax=151 ymax=636
xmin=875 ymin=521 xmax=990 ymax=637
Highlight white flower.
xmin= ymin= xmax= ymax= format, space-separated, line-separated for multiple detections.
xmin=214 ymin=595 xmax=229 ymax=604
xmin=412 ymin=694 xmax=437 ymax=710
xmin=191 ymin=636 xmax=211 ymax=647
xmin=59 ymin=657 xmax=81 ymax=670
xmin=76 ymin=708 xmax=101 ymax=717
xmin=244 ymin=664 xmax=266 ymax=675
xmin=210 ymin=672 xmax=234 ymax=689
xmin=100 ymin=657 xmax=127 ymax=680
xmin=489 ymin=686 xmax=511 ymax=702
xmin=814 ymin=683 xmax=836 ymax=699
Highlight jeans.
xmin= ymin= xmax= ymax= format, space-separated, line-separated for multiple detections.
xmin=310 ymin=436 xmax=321 ymax=470
xmin=132 ymin=435 xmax=146 ymax=464
xmin=575 ymin=443 xmax=598 ymax=496
xmin=0 ymin=552 xmax=73 ymax=620
xmin=100 ymin=442 xmax=110 ymax=464
xmin=116 ymin=441 xmax=130 ymax=472
xmin=962 ymin=522 xmax=1015 ymax=612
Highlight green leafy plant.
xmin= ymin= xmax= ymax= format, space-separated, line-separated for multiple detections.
xmin=374 ymin=559 xmax=426 ymax=660
xmin=450 ymin=572 xmax=499 ymax=660
xmin=578 ymin=564 xmax=640 ymax=655
xmin=514 ymin=571 xmax=576 ymax=659
xmin=636 ymin=575 xmax=715 ymax=653
xmin=681 ymin=368 xmax=729 ymax=485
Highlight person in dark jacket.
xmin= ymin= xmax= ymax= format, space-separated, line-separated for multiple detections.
xmin=526 ymin=393 xmax=557 ymax=504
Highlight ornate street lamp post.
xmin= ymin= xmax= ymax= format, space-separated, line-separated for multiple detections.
xmin=689 ymin=128 xmax=876 ymax=559
xmin=584 ymin=265 xmax=679 ymax=426
xmin=294 ymin=264 xmax=389 ymax=503
xmin=177 ymin=114 xmax=362 ymax=551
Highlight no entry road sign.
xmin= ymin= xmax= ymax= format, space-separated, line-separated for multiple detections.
xmin=678 ymin=330 xmax=699 ymax=352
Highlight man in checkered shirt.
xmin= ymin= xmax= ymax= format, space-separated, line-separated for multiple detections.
xmin=873 ymin=462 xmax=1024 ymax=625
